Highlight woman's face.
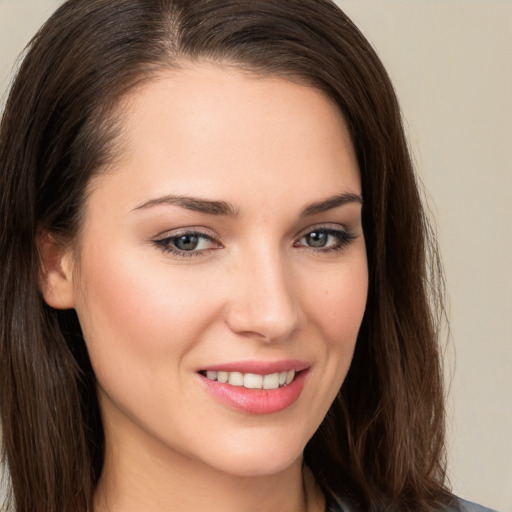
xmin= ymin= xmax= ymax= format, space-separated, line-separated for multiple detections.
xmin=69 ymin=64 xmax=368 ymax=477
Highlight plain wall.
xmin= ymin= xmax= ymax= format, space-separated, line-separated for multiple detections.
xmin=1 ymin=1 xmax=511 ymax=511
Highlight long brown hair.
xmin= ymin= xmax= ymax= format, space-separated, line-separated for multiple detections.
xmin=0 ymin=1 xmax=452 ymax=511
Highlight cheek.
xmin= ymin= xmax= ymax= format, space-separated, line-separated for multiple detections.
xmin=310 ymin=259 xmax=368 ymax=345
xmin=302 ymin=253 xmax=368 ymax=391
xmin=72 ymin=241 xmax=220 ymax=380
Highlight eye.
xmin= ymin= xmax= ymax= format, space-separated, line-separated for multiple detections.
xmin=153 ymin=230 xmax=221 ymax=257
xmin=302 ymin=231 xmax=331 ymax=248
xmin=172 ymin=233 xmax=207 ymax=251
xmin=296 ymin=227 xmax=355 ymax=252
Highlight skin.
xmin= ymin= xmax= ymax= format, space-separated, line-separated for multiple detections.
xmin=42 ymin=63 xmax=368 ymax=512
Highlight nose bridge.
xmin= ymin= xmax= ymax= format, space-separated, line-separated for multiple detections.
xmin=225 ymin=242 xmax=302 ymax=342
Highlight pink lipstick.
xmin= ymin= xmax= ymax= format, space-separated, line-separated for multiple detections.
xmin=197 ymin=360 xmax=310 ymax=414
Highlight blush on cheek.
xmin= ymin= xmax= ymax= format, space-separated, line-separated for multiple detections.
xmin=75 ymin=241 xmax=222 ymax=364
xmin=313 ymin=265 xmax=368 ymax=342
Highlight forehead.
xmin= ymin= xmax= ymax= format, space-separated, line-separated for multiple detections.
xmin=89 ymin=63 xmax=361 ymax=212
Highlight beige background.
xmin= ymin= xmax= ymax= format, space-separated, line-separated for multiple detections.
xmin=1 ymin=1 xmax=511 ymax=511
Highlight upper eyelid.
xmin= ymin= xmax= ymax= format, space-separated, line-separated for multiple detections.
xmin=154 ymin=223 xmax=348 ymax=237
xmin=153 ymin=226 xmax=218 ymax=240
xmin=295 ymin=223 xmax=350 ymax=239
xmin=151 ymin=222 xmax=357 ymax=242
xmin=153 ymin=223 xmax=351 ymax=241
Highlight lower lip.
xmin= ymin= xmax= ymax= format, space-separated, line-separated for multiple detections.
xmin=199 ymin=370 xmax=308 ymax=414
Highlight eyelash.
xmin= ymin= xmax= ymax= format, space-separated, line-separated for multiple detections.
xmin=294 ymin=228 xmax=356 ymax=254
xmin=153 ymin=226 xmax=356 ymax=259
xmin=153 ymin=231 xmax=218 ymax=258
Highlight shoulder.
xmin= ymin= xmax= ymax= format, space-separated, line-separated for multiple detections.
xmin=456 ymin=498 xmax=500 ymax=512
xmin=326 ymin=494 xmax=499 ymax=512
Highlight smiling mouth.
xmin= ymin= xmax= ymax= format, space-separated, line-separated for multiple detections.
xmin=198 ymin=370 xmax=298 ymax=390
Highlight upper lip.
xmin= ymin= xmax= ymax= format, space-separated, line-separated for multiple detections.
xmin=198 ymin=359 xmax=310 ymax=374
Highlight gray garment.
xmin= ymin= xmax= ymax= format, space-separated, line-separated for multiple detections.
xmin=328 ymin=495 xmax=499 ymax=512
xmin=459 ymin=499 xmax=500 ymax=512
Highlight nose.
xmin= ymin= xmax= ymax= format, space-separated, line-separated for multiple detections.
xmin=224 ymin=248 xmax=305 ymax=343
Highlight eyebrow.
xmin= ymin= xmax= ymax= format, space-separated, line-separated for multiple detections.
xmin=132 ymin=192 xmax=362 ymax=217
xmin=133 ymin=194 xmax=239 ymax=217
xmin=300 ymin=192 xmax=363 ymax=217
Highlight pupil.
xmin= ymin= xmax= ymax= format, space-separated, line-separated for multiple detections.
xmin=175 ymin=234 xmax=199 ymax=251
xmin=307 ymin=232 xmax=327 ymax=247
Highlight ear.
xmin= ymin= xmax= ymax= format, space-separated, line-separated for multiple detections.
xmin=37 ymin=231 xmax=76 ymax=309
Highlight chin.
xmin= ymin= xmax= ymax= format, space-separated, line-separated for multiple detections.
xmin=190 ymin=430 xmax=304 ymax=477
xmin=209 ymin=450 xmax=303 ymax=478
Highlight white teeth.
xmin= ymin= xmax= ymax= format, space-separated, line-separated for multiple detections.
xmin=203 ymin=369 xmax=297 ymax=389
xmin=263 ymin=373 xmax=280 ymax=390
xmin=228 ymin=372 xmax=244 ymax=386
xmin=244 ymin=373 xmax=263 ymax=389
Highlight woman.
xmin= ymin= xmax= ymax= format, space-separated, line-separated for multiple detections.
xmin=0 ymin=1 xmax=497 ymax=511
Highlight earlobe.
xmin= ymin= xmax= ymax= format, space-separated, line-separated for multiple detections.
xmin=37 ymin=231 xmax=76 ymax=310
